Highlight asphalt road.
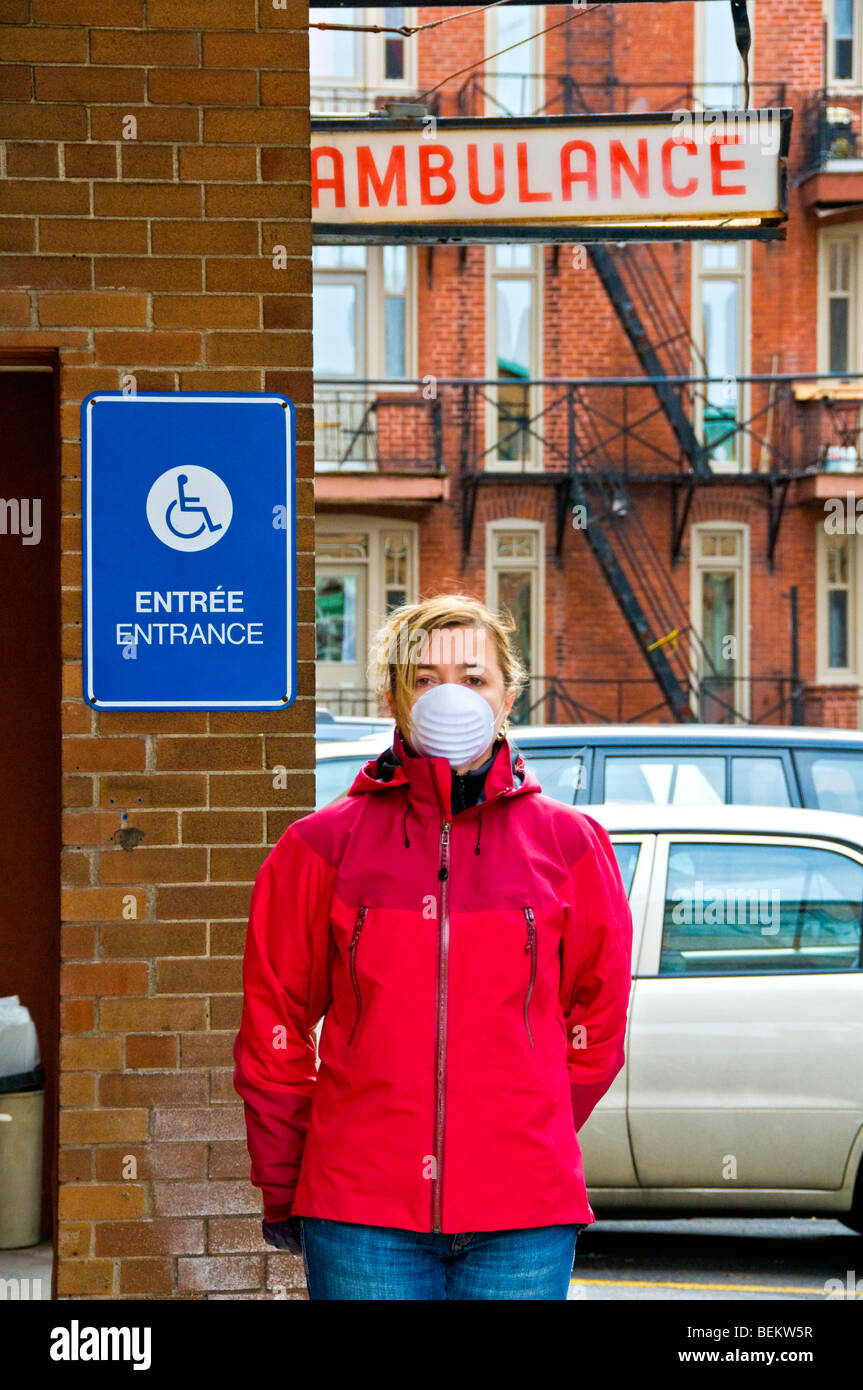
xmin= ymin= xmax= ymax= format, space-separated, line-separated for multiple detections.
xmin=568 ymin=1217 xmax=863 ymax=1300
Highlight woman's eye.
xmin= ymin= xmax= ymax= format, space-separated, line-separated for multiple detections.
xmin=466 ymin=676 xmax=484 ymax=686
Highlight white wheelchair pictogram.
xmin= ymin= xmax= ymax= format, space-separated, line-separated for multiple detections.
xmin=165 ymin=473 xmax=224 ymax=540
xmin=146 ymin=465 xmax=233 ymax=553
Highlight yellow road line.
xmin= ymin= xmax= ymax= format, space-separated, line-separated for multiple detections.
xmin=569 ymin=1277 xmax=861 ymax=1295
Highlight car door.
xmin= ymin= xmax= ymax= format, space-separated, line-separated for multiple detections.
xmin=577 ymin=835 xmax=653 ymax=1189
xmin=627 ymin=832 xmax=863 ymax=1192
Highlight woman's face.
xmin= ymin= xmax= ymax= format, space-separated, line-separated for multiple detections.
xmin=387 ymin=624 xmax=516 ymax=771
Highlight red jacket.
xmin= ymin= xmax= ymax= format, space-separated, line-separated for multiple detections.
xmin=233 ymin=728 xmax=633 ymax=1233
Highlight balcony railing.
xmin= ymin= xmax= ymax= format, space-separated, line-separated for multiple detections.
xmin=314 ymin=374 xmax=863 ymax=479
xmin=801 ymin=88 xmax=863 ymax=178
xmin=452 ymin=76 xmax=788 ymax=120
xmin=316 ymin=675 xmax=807 ymax=727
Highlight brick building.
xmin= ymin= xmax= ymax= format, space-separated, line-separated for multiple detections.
xmin=0 ymin=1 xmax=315 ymax=1298
xmin=311 ymin=2 xmax=863 ymax=732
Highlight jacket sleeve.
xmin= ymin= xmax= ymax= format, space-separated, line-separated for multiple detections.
xmin=559 ymin=814 xmax=634 ymax=1134
xmin=233 ymin=821 xmax=337 ymax=1222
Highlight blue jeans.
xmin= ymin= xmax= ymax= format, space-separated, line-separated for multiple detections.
xmin=300 ymin=1218 xmax=584 ymax=1300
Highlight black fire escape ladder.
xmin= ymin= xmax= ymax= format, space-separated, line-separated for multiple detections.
xmin=587 ymin=243 xmax=712 ymax=477
xmin=569 ymin=465 xmax=696 ymax=721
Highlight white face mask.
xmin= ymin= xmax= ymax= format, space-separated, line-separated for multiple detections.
xmin=407 ymin=682 xmax=506 ymax=769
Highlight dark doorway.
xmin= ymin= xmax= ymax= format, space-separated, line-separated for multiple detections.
xmin=0 ymin=357 xmax=61 ymax=1267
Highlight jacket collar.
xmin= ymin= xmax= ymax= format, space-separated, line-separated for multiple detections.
xmin=348 ymin=725 xmax=541 ymax=823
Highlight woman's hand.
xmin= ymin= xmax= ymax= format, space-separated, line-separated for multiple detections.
xmin=262 ymin=1215 xmax=303 ymax=1254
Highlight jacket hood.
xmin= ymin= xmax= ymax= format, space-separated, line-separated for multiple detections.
xmin=347 ymin=725 xmax=542 ymax=844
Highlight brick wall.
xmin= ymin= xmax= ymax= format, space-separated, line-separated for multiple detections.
xmin=0 ymin=0 xmax=315 ymax=1299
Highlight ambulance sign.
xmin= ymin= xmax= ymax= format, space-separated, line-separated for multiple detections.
xmin=312 ymin=110 xmax=791 ymax=242
xmin=82 ymin=392 xmax=296 ymax=711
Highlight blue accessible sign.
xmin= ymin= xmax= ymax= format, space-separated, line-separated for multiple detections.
xmin=81 ymin=391 xmax=296 ymax=711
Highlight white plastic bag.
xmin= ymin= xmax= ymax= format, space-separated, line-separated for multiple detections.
xmin=0 ymin=996 xmax=40 ymax=1079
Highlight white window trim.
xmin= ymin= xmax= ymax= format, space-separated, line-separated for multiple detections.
xmin=485 ymin=516 xmax=546 ymax=723
xmin=310 ymin=6 xmax=417 ymax=108
xmin=690 ymin=241 xmax=752 ymax=474
xmin=312 ymin=245 xmax=417 ymax=382
xmin=818 ymin=226 xmax=861 ymax=372
xmin=816 ymin=519 xmax=859 ymax=682
xmin=693 ymin=0 xmax=754 ymax=108
xmin=316 ymin=515 xmax=420 ymax=705
xmin=689 ymin=521 xmax=751 ymax=723
xmin=824 ymin=0 xmax=863 ymax=89
xmin=483 ymin=3 xmax=545 ymax=117
xmin=484 ymin=245 xmax=544 ymax=472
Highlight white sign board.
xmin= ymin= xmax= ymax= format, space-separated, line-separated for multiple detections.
xmin=312 ymin=111 xmax=790 ymax=242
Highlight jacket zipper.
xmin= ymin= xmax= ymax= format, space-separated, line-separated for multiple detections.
xmin=431 ymin=819 xmax=451 ymax=1234
xmin=347 ymin=904 xmax=368 ymax=1046
xmin=523 ymin=906 xmax=537 ymax=1050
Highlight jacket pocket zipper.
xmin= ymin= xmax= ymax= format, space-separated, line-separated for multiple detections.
xmin=523 ymin=906 xmax=537 ymax=1050
xmin=347 ymin=905 xmax=368 ymax=1046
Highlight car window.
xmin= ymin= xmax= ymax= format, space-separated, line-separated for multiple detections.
xmin=603 ymin=755 xmax=725 ymax=805
xmin=660 ymin=840 xmax=863 ymax=975
xmin=795 ymin=750 xmax=863 ymax=815
xmin=611 ymin=840 xmax=640 ymax=897
xmin=518 ymin=750 xmax=584 ymax=804
xmin=730 ymin=755 xmax=792 ymax=806
xmin=315 ymin=756 xmax=369 ymax=809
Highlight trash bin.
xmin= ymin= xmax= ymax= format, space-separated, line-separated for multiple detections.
xmin=0 ymin=1064 xmax=45 ymax=1248
xmin=0 ymin=995 xmax=44 ymax=1249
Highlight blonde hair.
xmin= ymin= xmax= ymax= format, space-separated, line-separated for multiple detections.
xmin=366 ymin=592 xmax=529 ymax=742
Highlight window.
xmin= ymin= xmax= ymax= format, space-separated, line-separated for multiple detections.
xmin=690 ymin=524 xmax=749 ymax=723
xmin=611 ymin=841 xmax=641 ymax=898
xmin=660 ymin=840 xmax=863 ymax=976
xmin=310 ymin=6 xmax=416 ymax=112
xmin=316 ymin=519 xmax=418 ymax=713
xmin=730 ymin=756 xmax=792 ymax=806
xmin=692 ymin=243 xmax=749 ymax=472
xmin=486 ymin=520 xmax=545 ymax=725
xmin=698 ymin=0 xmax=745 ymax=108
xmin=485 ymin=4 xmax=544 ymax=117
xmin=828 ymin=0 xmax=858 ymax=83
xmin=603 ymin=754 xmax=725 ymax=805
xmin=313 ymin=245 xmax=414 ymax=468
xmin=820 ymin=231 xmax=862 ymax=375
xmin=518 ymin=750 xmax=584 ymax=804
xmin=816 ymin=522 xmax=862 ymax=682
xmin=487 ymin=244 xmax=542 ymax=469
xmin=795 ymin=750 xmax=863 ymax=814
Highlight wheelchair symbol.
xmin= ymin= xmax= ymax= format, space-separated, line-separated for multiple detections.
xmin=165 ymin=474 xmax=224 ymax=540
xmin=146 ymin=465 xmax=233 ymax=552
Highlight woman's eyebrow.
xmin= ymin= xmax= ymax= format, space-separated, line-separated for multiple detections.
xmin=416 ymin=662 xmax=483 ymax=671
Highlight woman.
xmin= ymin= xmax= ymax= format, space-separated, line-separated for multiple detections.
xmin=233 ymin=593 xmax=633 ymax=1300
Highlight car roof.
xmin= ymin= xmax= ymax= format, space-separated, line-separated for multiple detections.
xmin=505 ymin=723 xmax=863 ymax=747
xmin=582 ymin=801 xmax=863 ymax=843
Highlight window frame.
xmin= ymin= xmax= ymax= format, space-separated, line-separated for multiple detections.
xmin=690 ymin=242 xmax=751 ymax=474
xmin=816 ymin=518 xmax=859 ymax=682
xmin=309 ymin=5 xmax=417 ymax=109
xmin=485 ymin=244 xmax=544 ymax=472
xmin=483 ymin=2 xmax=546 ymax=118
xmin=826 ymin=0 xmax=861 ymax=86
xmin=689 ymin=521 xmax=751 ymax=723
xmin=638 ymin=832 xmax=863 ymax=978
xmin=485 ymin=516 xmax=546 ymax=723
xmin=818 ymin=227 xmax=862 ymax=375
